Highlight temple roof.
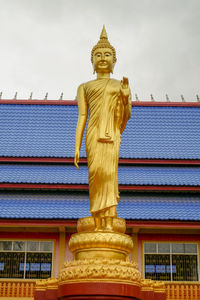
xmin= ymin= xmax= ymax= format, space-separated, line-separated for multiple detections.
xmin=0 ymin=191 xmax=199 ymax=221
xmin=1 ymin=102 xmax=200 ymax=160
xmin=1 ymin=163 xmax=200 ymax=187
xmin=0 ymin=101 xmax=200 ymax=223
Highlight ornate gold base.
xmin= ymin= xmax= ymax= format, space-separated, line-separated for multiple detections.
xmin=59 ymin=258 xmax=141 ymax=284
xmin=69 ymin=217 xmax=133 ymax=261
xmin=69 ymin=231 xmax=133 ymax=260
xmin=34 ymin=217 xmax=166 ymax=300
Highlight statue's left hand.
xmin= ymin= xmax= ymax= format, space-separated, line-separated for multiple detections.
xmin=120 ymin=77 xmax=130 ymax=105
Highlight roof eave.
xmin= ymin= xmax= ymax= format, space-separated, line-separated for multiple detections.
xmin=0 ymin=183 xmax=200 ymax=191
xmin=1 ymin=157 xmax=200 ymax=165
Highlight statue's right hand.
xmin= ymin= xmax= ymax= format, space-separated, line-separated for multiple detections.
xmin=74 ymin=149 xmax=80 ymax=170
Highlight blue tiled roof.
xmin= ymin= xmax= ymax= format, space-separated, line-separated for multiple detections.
xmin=0 ymin=191 xmax=199 ymax=221
xmin=0 ymin=104 xmax=200 ymax=159
xmin=0 ymin=163 xmax=200 ymax=186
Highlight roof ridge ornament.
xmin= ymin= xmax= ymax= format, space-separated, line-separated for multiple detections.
xmin=135 ymin=94 xmax=139 ymax=101
xmin=0 ymin=92 xmax=2 ymax=100
xmin=166 ymin=94 xmax=170 ymax=102
xmin=150 ymin=94 xmax=155 ymax=101
xmin=59 ymin=92 xmax=63 ymax=100
xmin=13 ymin=92 xmax=17 ymax=100
xmin=44 ymin=93 xmax=48 ymax=101
xmin=181 ymin=95 xmax=185 ymax=102
xmin=196 ymin=95 xmax=200 ymax=102
xmin=29 ymin=92 xmax=33 ymax=100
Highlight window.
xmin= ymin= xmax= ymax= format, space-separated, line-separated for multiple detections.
xmin=0 ymin=240 xmax=53 ymax=279
xmin=144 ymin=242 xmax=198 ymax=281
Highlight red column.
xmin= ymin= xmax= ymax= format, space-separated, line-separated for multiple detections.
xmin=34 ymin=289 xmax=46 ymax=300
xmin=141 ymin=289 xmax=155 ymax=300
xmin=45 ymin=288 xmax=58 ymax=300
xmin=154 ymin=290 xmax=166 ymax=300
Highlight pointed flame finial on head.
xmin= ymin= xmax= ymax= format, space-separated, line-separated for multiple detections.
xmin=100 ymin=25 xmax=108 ymax=40
xmin=91 ymin=25 xmax=116 ymax=64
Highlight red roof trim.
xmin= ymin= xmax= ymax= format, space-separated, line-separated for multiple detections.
xmin=0 ymin=219 xmax=199 ymax=229
xmin=0 ymin=157 xmax=200 ymax=165
xmin=0 ymin=99 xmax=200 ymax=107
xmin=0 ymin=183 xmax=200 ymax=191
xmin=0 ymin=157 xmax=85 ymax=163
xmin=0 ymin=183 xmax=89 ymax=190
xmin=119 ymin=159 xmax=200 ymax=165
xmin=120 ymin=185 xmax=200 ymax=191
xmin=132 ymin=101 xmax=200 ymax=107
xmin=126 ymin=220 xmax=200 ymax=229
xmin=0 ymin=219 xmax=77 ymax=227
xmin=0 ymin=100 xmax=77 ymax=106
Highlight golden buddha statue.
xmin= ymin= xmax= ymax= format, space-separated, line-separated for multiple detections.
xmin=74 ymin=26 xmax=132 ymax=232
xmin=38 ymin=27 xmax=146 ymax=297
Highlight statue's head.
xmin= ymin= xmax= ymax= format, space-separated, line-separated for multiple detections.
xmin=91 ymin=26 xmax=117 ymax=74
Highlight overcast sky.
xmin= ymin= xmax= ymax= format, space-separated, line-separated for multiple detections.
xmin=0 ymin=0 xmax=199 ymax=101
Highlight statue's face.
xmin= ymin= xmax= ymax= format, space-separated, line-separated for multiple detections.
xmin=93 ymin=48 xmax=114 ymax=73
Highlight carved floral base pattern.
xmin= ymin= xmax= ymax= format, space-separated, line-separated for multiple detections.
xmin=59 ymin=259 xmax=141 ymax=284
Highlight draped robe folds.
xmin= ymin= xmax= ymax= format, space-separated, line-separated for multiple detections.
xmin=82 ymin=78 xmax=131 ymax=215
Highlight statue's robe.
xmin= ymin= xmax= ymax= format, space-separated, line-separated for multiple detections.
xmin=80 ymin=78 xmax=131 ymax=215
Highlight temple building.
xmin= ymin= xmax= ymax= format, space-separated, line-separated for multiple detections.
xmin=0 ymin=98 xmax=200 ymax=299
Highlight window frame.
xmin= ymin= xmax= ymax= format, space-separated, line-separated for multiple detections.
xmin=143 ymin=241 xmax=200 ymax=282
xmin=0 ymin=239 xmax=55 ymax=280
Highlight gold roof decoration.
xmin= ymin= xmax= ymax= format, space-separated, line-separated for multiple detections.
xmin=91 ymin=25 xmax=117 ymax=64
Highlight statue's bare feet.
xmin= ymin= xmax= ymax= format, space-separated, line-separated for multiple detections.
xmin=104 ymin=217 xmax=114 ymax=232
xmin=104 ymin=226 xmax=114 ymax=232
xmin=94 ymin=227 xmax=103 ymax=232
xmin=94 ymin=217 xmax=104 ymax=231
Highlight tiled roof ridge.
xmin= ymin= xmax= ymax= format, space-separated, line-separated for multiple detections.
xmin=0 ymin=99 xmax=200 ymax=107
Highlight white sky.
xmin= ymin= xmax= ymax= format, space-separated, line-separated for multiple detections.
xmin=0 ymin=0 xmax=199 ymax=101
